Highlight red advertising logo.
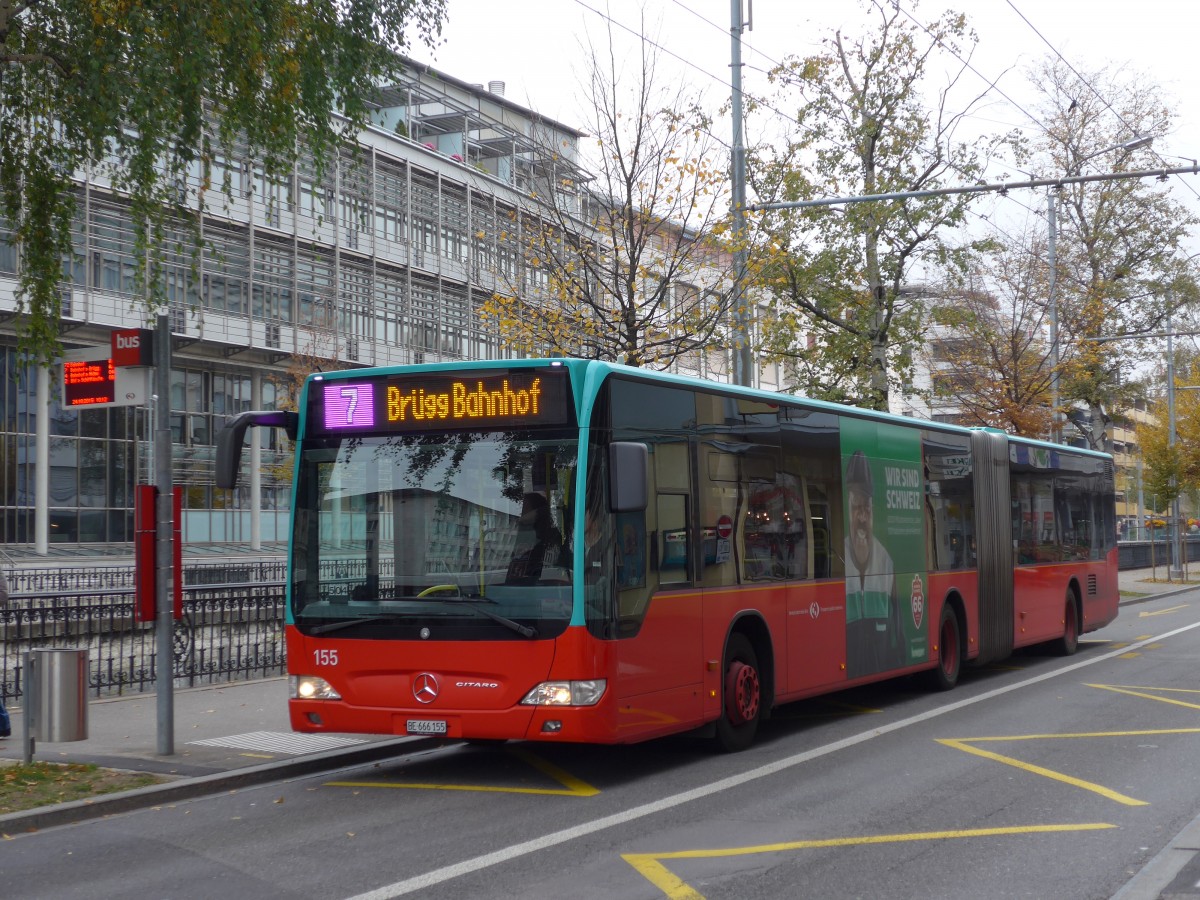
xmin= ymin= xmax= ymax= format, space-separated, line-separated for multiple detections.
xmin=910 ymin=574 xmax=925 ymax=629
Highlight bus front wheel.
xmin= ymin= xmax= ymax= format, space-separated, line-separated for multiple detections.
xmin=716 ymin=633 xmax=761 ymax=753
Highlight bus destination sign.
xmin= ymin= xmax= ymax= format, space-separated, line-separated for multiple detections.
xmin=316 ymin=370 xmax=572 ymax=434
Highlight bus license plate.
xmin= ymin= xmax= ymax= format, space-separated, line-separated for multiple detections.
xmin=407 ymin=719 xmax=447 ymax=735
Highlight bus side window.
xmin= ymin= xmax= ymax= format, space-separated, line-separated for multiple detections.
xmin=923 ymin=432 xmax=974 ymax=571
xmin=656 ymin=494 xmax=690 ymax=584
xmin=780 ymin=408 xmax=842 ymax=580
xmin=698 ymin=444 xmax=740 ymax=588
xmin=651 ymin=440 xmax=691 ymax=588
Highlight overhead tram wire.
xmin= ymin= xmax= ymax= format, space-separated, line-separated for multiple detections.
xmin=893 ymin=0 xmax=1054 ymax=163
xmin=1003 ymin=0 xmax=1200 ymax=203
xmin=664 ymin=0 xmax=788 ymax=75
xmin=570 ymin=0 xmax=810 ymax=145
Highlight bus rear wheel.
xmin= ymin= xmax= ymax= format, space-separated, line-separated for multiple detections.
xmin=926 ymin=603 xmax=961 ymax=692
xmin=716 ymin=633 xmax=761 ymax=753
xmin=1054 ymin=591 xmax=1079 ymax=656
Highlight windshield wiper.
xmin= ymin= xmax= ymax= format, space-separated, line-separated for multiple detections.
xmin=423 ymin=597 xmax=538 ymax=638
xmin=307 ymin=614 xmax=400 ymax=635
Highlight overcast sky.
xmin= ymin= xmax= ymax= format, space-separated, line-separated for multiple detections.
xmin=409 ymin=0 xmax=1200 ymax=236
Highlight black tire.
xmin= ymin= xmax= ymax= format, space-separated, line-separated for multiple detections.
xmin=926 ymin=603 xmax=961 ymax=692
xmin=1053 ymin=591 xmax=1080 ymax=656
xmin=715 ymin=633 xmax=762 ymax=753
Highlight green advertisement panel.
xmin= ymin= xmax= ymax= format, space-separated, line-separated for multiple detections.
xmin=841 ymin=417 xmax=927 ymax=678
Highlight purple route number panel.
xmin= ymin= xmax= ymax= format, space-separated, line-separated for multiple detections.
xmin=323 ymin=383 xmax=376 ymax=429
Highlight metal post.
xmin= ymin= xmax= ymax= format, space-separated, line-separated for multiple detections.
xmin=1047 ymin=190 xmax=1059 ymax=444
xmin=155 ymin=313 xmax=175 ymax=754
xmin=1167 ymin=317 xmax=1183 ymax=580
xmin=250 ymin=369 xmax=263 ymax=550
xmin=34 ymin=366 xmax=50 ymax=554
xmin=729 ymin=0 xmax=753 ymax=387
xmin=21 ymin=650 xmax=35 ymax=765
xmin=1136 ymin=457 xmax=1145 ymax=542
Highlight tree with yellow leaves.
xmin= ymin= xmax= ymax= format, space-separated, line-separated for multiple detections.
xmin=1137 ymin=352 xmax=1200 ymax=512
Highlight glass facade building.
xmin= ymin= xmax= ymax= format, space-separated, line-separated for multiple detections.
xmin=0 ymin=58 xmax=762 ymax=551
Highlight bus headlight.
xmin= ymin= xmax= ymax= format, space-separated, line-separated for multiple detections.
xmin=289 ymin=675 xmax=342 ymax=700
xmin=520 ymin=680 xmax=606 ymax=707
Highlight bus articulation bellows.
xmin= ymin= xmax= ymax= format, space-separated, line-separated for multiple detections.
xmin=216 ymin=358 xmax=1118 ymax=752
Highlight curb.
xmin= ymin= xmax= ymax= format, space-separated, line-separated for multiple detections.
xmin=1119 ymin=583 xmax=1199 ymax=605
xmin=0 ymin=736 xmax=434 ymax=834
xmin=1113 ymin=805 xmax=1200 ymax=899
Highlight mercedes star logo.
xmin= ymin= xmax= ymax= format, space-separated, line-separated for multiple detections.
xmin=413 ymin=672 xmax=439 ymax=704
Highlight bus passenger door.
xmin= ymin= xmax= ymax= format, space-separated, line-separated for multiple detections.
xmin=614 ymin=442 xmax=703 ymax=738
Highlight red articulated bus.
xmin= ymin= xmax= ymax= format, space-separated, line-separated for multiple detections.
xmin=216 ymin=358 xmax=1118 ymax=752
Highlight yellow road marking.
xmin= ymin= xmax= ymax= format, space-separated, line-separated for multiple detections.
xmin=1119 ymin=652 xmax=1142 ymax=659
xmin=508 ymin=747 xmax=600 ymax=797
xmin=1139 ymin=604 xmax=1189 ymax=618
xmin=325 ymin=748 xmax=599 ymax=797
xmin=939 ymin=728 xmax=1200 ymax=805
xmin=622 ymin=823 xmax=1116 ymax=899
xmin=239 ymin=752 xmax=274 ymax=759
xmin=1087 ymin=684 xmax=1200 ymax=711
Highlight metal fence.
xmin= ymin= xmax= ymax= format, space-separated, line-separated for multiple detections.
xmin=1 ymin=581 xmax=285 ymax=703
xmin=1117 ymin=536 xmax=1200 ymax=570
xmin=7 ymin=559 xmax=291 ymax=594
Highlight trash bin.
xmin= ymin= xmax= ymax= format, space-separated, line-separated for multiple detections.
xmin=33 ymin=648 xmax=89 ymax=742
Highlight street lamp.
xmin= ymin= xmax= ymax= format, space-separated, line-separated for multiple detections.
xmin=1046 ymin=134 xmax=1154 ymax=444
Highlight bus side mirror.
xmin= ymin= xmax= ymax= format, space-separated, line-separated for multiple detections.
xmin=215 ymin=410 xmax=298 ymax=490
xmin=609 ymin=442 xmax=648 ymax=512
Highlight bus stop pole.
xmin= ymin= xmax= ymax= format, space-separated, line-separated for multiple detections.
xmin=155 ymin=313 xmax=175 ymax=755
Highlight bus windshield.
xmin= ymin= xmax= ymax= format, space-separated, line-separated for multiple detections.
xmin=290 ymin=429 xmax=578 ymax=640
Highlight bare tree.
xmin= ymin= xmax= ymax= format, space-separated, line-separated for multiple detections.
xmin=481 ymin=16 xmax=738 ymax=370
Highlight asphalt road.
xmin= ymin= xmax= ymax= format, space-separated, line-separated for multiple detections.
xmin=3 ymin=591 xmax=1200 ymax=900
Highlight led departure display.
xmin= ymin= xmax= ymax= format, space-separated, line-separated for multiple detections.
xmin=314 ymin=369 xmax=572 ymax=434
xmin=63 ymin=358 xmax=117 ymax=406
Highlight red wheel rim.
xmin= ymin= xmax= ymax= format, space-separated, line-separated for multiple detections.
xmin=725 ymin=659 xmax=760 ymax=725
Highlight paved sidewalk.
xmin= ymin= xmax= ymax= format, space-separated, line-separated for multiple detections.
xmin=0 ymin=565 xmax=1195 ymax=835
xmin=0 ymin=677 xmax=427 ymax=832
xmin=1118 ymin=563 xmax=1200 ymax=600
